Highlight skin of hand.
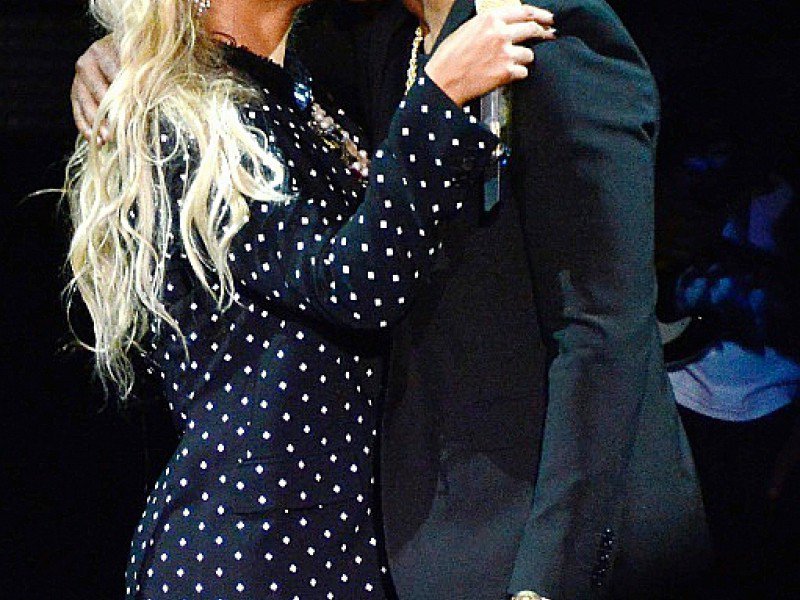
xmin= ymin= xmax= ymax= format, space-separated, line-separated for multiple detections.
xmin=72 ymin=35 xmax=119 ymax=144
xmin=72 ymin=4 xmax=554 ymax=139
xmin=424 ymin=4 xmax=554 ymax=107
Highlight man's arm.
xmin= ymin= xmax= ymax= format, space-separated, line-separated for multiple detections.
xmin=508 ymin=0 xmax=661 ymax=597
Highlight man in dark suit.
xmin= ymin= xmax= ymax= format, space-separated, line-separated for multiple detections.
xmin=357 ymin=1 xmax=710 ymax=598
xmin=71 ymin=1 xmax=710 ymax=597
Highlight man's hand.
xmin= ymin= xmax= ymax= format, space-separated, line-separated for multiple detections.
xmin=72 ymin=35 xmax=119 ymax=144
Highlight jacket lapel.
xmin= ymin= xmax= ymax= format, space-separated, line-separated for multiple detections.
xmin=431 ymin=0 xmax=475 ymax=53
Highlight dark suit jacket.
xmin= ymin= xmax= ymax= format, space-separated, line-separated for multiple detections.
xmin=357 ymin=1 xmax=711 ymax=598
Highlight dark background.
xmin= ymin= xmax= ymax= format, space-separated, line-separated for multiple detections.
xmin=1 ymin=1 xmax=797 ymax=598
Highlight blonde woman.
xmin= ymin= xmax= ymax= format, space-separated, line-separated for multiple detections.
xmin=64 ymin=0 xmax=552 ymax=597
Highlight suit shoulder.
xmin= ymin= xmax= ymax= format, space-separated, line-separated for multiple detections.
xmin=523 ymin=0 xmax=622 ymax=26
xmin=514 ymin=1 xmax=659 ymax=124
xmin=524 ymin=0 xmax=656 ymax=101
xmin=525 ymin=0 xmax=645 ymax=63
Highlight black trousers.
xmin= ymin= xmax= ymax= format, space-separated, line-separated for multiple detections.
xmin=678 ymin=404 xmax=800 ymax=599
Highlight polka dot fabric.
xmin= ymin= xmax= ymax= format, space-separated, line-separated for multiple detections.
xmin=124 ymin=48 xmax=496 ymax=599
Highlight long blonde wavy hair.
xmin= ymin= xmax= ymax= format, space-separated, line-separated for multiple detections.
xmin=64 ymin=0 xmax=286 ymax=401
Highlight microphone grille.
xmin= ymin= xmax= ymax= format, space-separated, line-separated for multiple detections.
xmin=475 ymin=0 xmax=523 ymax=14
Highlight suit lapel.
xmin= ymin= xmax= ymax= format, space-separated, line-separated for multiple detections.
xmin=431 ymin=0 xmax=475 ymax=53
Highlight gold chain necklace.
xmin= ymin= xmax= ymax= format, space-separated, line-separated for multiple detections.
xmin=405 ymin=26 xmax=424 ymax=95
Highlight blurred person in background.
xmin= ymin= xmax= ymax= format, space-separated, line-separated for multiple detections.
xmin=658 ymin=145 xmax=800 ymax=598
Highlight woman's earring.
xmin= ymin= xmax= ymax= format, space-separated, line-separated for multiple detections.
xmin=194 ymin=0 xmax=211 ymax=15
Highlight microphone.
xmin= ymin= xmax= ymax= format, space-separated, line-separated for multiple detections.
xmin=475 ymin=0 xmax=521 ymax=210
xmin=475 ymin=0 xmax=521 ymax=144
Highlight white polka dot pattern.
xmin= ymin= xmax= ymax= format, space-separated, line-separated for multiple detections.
xmin=123 ymin=52 xmax=495 ymax=599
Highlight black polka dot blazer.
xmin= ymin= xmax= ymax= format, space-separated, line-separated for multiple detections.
xmin=124 ymin=48 xmax=496 ymax=600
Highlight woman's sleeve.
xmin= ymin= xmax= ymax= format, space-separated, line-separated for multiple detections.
xmin=228 ymin=74 xmax=498 ymax=329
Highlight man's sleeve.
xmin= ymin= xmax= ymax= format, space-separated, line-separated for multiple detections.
xmin=508 ymin=1 xmax=662 ymax=597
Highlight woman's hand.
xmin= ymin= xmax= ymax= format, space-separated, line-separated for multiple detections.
xmin=71 ymin=35 xmax=119 ymax=144
xmin=424 ymin=5 xmax=555 ymax=107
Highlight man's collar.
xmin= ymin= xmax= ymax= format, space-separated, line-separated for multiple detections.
xmin=431 ymin=0 xmax=475 ymax=53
